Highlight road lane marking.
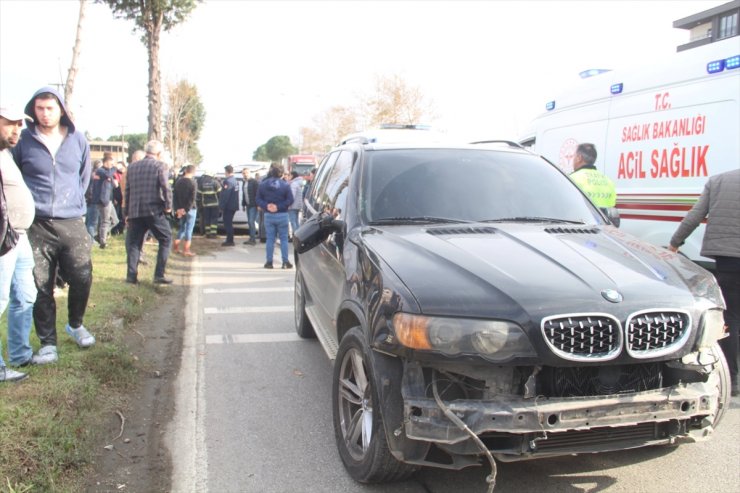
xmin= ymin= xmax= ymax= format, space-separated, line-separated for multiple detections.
xmin=203 ymin=287 xmax=294 ymax=294
xmin=203 ymin=305 xmax=293 ymax=314
xmin=206 ymin=333 xmax=303 ymax=344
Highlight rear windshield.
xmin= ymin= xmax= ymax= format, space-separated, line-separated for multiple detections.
xmin=361 ymin=149 xmax=602 ymax=224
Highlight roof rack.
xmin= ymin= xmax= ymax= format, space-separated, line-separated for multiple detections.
xmin=469 ymin=140 xmax=525 ymax=149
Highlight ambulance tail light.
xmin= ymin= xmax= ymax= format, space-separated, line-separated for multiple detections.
xmin=610 ymin=83 xmax=623 ymax=94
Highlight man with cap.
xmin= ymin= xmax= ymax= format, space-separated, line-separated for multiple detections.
xmin=219 ymin=164 xmax=239 ymax=246
xmin=11 ymin=87 xmax=95 ymax=365
xmin=0 ymin=105 xmax=36 ymax=381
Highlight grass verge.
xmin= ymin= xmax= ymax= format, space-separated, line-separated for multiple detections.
xmin=0 ymin=234 xmax=176 ymax=492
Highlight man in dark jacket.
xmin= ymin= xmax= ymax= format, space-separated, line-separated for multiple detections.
xmin=92 ymin=153 xmax=118 ymax=248
xmin=219 ymin=164 xmax=239 ymax=246
xmin=241 ymin=168 xmax=259 ymax=245
xmin=124 ymin=140 xmax=173 ymax=285
xmin=11 ymin=86 xmax=95 ymax=364
xmin=256 ymin=163 xmax=293 ymax=269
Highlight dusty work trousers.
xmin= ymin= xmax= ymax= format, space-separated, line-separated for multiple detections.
xmin=27 ymin=217 xmax=93 ymax=347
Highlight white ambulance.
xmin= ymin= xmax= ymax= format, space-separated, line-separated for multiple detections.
xmin=519 ymin=37 xmax=739 ymax=269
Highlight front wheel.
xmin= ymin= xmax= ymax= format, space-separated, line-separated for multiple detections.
xmin=710 ymin=343 xmax=731 ymax=428
xmin=294 ymin=271 xmax=315 ymax=338
xmin=332 ymin=327 xmax=417 ymax=483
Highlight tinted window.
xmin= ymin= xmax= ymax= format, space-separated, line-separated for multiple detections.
xmin=362 ymin=149 xmax=601 ymax=224
xmin=307 ymin=151 xmax=339 ymax=215
xmin=322 ymin=151 xmax=353 ymax=219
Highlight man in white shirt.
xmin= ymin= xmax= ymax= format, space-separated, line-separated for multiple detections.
xmin=0 ymin=105 xmax=37 ymax=381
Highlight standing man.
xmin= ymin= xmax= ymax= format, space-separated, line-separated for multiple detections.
xmin=288 ymin=170 xmax=304 ymax=235
xmin=241 ymin=168 xmax=258 ymax=245
xmin=196 ymin=170 xmax=221 ymax=238
xmin=85 ymin=159 xmax=102 ymax=238
xmin=569 ymin=143 xmax=616 ymax=209
xmin=219 ymin=164 xmax=239 ymax=247
xmin=256 ymin=163 xmax=293 ymax=269
xmin=669 ymin=169 xmax=740 ymax=396
xmin=92 ymin=152 xmax=118 ymax=248
xmin=301 ymin=168 xmax=316 ymax=219
xmin=0 ymin=105 xmax=36 ymax=380
xmin=11 ymin=86 xmax=95 ymax=364
xmin=124 ymin=140 xmax=173 ymax=285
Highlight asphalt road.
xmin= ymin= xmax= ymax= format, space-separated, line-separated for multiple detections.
xmin=166 ymin=241 xmax=740 ymax=493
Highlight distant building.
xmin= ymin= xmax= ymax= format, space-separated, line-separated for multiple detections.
xmin=89 ymin=140 xmax=128 ymax=163
xmin=674 ymin=0 xmax=739 ymax=51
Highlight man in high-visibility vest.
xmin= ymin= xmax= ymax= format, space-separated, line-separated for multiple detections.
xmin=569 ymin=143 xmax=616 ymax=208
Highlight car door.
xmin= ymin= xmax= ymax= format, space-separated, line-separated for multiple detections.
xmin=301 ymin=150 xmax=354 ymax=334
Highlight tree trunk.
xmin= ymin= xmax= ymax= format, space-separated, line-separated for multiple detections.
xmin=146 ymin=13 xmax=163 ymax=141
xmin=65 ymin=0 xmax=87 ymax=114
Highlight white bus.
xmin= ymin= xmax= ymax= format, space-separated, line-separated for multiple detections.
xmin=519 ymin=37 xmax=739 ymax=268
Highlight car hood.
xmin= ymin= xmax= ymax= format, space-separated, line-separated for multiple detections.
xmin=361 ymin=223 xmax=721 ymax=322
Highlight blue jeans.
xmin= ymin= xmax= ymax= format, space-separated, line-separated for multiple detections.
xmin=177 ymin=209 xmax=197 ymax=241
xmin=85 ymin=204 xmax=99 ymax=238
xmin=264 ymin=212 xmax=290 ymax=264
xmin=288 ymin=209 xmax=300 ymax=235
xmin=247 ymin=206 xmax=258 ymax=242
xmin=0 ymin=234 xmax=36 ymax=366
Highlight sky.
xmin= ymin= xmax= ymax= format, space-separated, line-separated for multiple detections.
xmin=0 ymin=0 xmax=727 ymax=170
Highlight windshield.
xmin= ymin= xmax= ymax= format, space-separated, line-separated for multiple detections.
xmin=361 ymin=149 xmax=603 ymax=225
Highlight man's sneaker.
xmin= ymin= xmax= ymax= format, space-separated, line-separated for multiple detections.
xmin=282 ymin=261 xmax=293 ymax=269
xmin=31 ymin=345 xmax=58 ymax=365
xmin=66 ymin=324 xmax=96 ymax=348
xmin=0 ymin=367 xmax=28 ymax=383
xmin=264 ymin=262 xmax=273 ymax=269
xmin=154 ymin=277 xmax=174 ymax=285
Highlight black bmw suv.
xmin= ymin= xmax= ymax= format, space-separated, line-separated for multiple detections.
xmin=292 ymin=140 xmax=730 ymax=488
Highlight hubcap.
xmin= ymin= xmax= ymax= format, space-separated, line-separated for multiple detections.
xmin=337 ymin=347 xmax=373 ymax=460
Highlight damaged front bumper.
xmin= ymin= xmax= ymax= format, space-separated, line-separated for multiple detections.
xmin=402 ymin=380 xmax=720 ymax=462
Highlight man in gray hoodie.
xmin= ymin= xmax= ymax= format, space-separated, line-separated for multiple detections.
xmin=670 ymin=169 xmax=740 ymax=396
xmin=11 ymin=86 xmax=96 ymax=365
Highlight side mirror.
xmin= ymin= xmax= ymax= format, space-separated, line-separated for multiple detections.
xmin=601 ymin=207 xmax=621 ymax=227
xmin=293 ymin=213 xmax=345 ymax=254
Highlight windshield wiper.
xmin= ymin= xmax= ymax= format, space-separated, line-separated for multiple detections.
xmin=480 ymin=216 xmax=585 ymax=224
xmin=369 ymin=216 xmax=472 ymax=225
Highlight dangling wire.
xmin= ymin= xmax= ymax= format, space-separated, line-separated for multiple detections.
xmin=431 ymin=370 xmax=497 ymax=493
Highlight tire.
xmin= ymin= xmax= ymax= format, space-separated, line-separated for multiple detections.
xmin=294 ymin=271 xmax=315 ymax=338
xmin=332 ymin=327 xmax=417 ymax=483
xmin=709 ymin=343 xmax=731 ymax=428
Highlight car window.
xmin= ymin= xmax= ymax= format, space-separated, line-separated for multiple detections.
xmin=362 ymin=149 xmax=602 ymax=224
xmin=308 ymin=151 xmax=339 ymax=214
xmin=322 ymin=151 xmax=353 ymax=219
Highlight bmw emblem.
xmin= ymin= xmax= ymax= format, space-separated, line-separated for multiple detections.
xmin=601 ymin=289 xmax=623 ymax=303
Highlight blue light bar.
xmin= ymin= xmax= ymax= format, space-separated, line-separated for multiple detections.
xmin=726 ymin=55 xmax=740 ymax=70
xmin=546 ymin=101 xmax=556 ymax=111
xmin=707 ymin=59 xmax=725 ymax=73
xmin=610 ymin=83 xmax=624 ymax=94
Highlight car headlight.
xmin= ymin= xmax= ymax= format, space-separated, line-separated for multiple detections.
xmin=696 ymin=309 xmax=727 ymax=348
xmin=392 ymin=313 xmax=536 ymax=361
